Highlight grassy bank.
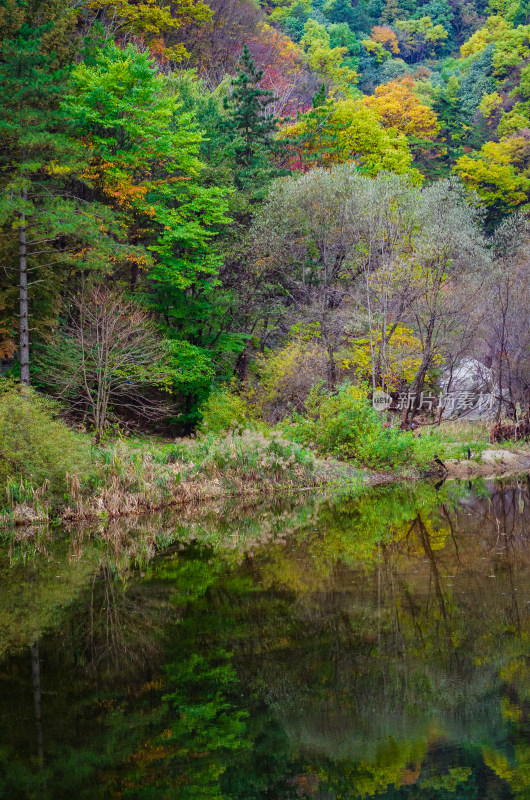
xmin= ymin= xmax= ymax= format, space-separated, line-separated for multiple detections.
xmin=1 ymin=386 xmax=528 ymax=529
xmin=0 ymin=389 xmax=359 ymax=526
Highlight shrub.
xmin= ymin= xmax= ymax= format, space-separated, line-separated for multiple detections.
xmin=0 ymin=387 xmax=93 ymax=502
xmin=283 ymin=383 xmax=439 ymax=469
xmin=255 ymin=340 xmax=328 ymax=421
xmin=198 ymin=388 xmax=255 ymax=434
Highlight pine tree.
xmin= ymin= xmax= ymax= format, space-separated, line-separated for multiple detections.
xmin=312 ymin=83 xmax=327 ymax=109
xmin=0 ymin=1 xmax=128 ymax=384
xmin=223 ymin=45 xmax=284 ymax=196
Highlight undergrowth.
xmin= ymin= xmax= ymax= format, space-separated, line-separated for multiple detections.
xmin=2 ymin=382 xmax=523 ymax=530
xmin=278 ymin=384 xmax=441 ymax=470
xmin=1 ymin=427 xmax=337 ymax=526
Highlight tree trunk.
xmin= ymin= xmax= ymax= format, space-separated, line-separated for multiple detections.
xmin=401 ymin=358 xmax=430 ymax=430
xmin=327 ymin=343 xmax=337 ymax=392
xmin=236 ymin=349 xmax=249 ymax=383
xmin=402 ymin=316 xmax=436 ymax=429
xmin=19 ymin=187 xmax=30 ymax=386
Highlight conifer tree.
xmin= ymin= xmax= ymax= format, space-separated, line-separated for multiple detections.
xmin=223 ymin=45 xmax=283 ymax=197
xmin=312 ymin=83 xmax=327 ymax=109
xmin=0 ymin=2 xmax=133 ymax=384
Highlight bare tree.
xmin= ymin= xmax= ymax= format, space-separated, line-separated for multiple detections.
xmin=485 ymin=216 xmax=530 ymax=423
xmin=40 ymin=286 xmax=170 ymax=439
xmin=399 ymin=179 xmax=488 ymax=428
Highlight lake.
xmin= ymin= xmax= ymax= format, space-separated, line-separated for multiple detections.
xmin=0 ymin=477 xmax=528 ymax=799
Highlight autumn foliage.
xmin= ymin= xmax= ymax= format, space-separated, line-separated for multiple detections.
xmin=363 ymin=75 xmax=440 ymax=139
xmin=370 ymin=26 xmax=400 ymax=55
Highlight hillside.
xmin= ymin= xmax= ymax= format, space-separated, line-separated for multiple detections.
xmin=0 ymin=0 xmax=529 ymax=486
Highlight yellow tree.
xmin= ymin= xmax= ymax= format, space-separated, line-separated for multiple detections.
xmin=280 ymin=96 xmax=420 ymax=176
xmin=455 ymin=137 xmax=530 ymax=225
xmin=370 ymin=25 xmax=400 ymax=54
xmin=459 ymin=14 xmax=511 ymax=58
xmin=87 ymin=0 xmax=212 ymax=60
xmin=460 ymin=16 xmax=530 ymax=77
xmin=363 ymin=75 xmax=440 ymax=139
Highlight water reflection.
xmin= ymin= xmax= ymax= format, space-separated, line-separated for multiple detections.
xmin=0 ymin=477 xmax=528 ymax=798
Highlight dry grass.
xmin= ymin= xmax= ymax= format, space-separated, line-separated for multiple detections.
xmin=58 ymin=432 xmax=340 ymax=524
xmin=4 ymin=420 xmax=523 ymax=532
xmin=435 ymin=418 xmax=528 ymax=460
xmin=436 ymin=420 xmax=491 ymax=444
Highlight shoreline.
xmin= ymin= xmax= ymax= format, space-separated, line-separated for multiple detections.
xmin=443 ymin=447 xmax=530 ymax=480
xmin=2 ymin=444 xmax=530 ymax=531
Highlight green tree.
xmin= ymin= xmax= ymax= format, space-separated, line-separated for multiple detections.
xmin=455 ymin=137 xmax=530 ymax=227
xmin=323 ymin=0 xmax=358 ymax=28
xmin=64 ymin=43 xmax=232 ymax=419
xmin=0 ymin=1 xmax=125 ymax=385
xmin=223 ymin=44 xmax=283 ymax=200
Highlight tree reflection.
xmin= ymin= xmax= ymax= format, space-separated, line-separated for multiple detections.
xmin=0 ymin=477 xmax=528 ymax=798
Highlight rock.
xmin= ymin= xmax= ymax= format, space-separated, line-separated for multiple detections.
xmin=440 ymin=358 xmax=496 ymax=419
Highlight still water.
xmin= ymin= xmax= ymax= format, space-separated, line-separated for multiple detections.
xmin=0 ymin=478 xmax=528 ymax=799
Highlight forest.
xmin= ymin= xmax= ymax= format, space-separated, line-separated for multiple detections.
xmin=1 ymin=5 xmax=530 ymax=795
xmin=1 ymin=0 xmax=530 ymax=517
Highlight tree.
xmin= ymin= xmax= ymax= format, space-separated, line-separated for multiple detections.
xmin=64 ymin=42 xmax=232 ymax=418
xmin=431 ymin=74 xmax=469 ymax=168
xmin=223 ymin=44 xmax=283 ymax=197
xmin=251 ymin=166 xmax=423 ymax=389
xmin=399 ymin=179 xmax=487 ymax=427
xmin=328 ymin=21 xmax=359 ymax=55
xmin=87 ymin=0 xmax=212 ymax=61
xmin=280 ymin=95 xmax=419 ymax=175
xmin=323 ymin=0 xmax=358 ymax=28
xmin=251 ymin=166 xmax=487 ymax=412
xmin=370 ymin=25 xmax=400 ymax=54
xmin=395 ymin=16 xmax=449 ymax=62
xmin=170 ymin=0 xmax=263 ymax=84
xmin=454 ymin=137 xmax=530 ymax=227
xmin=460 ymin=16 xmax=530 ymax=77
xmin=0 ymin=0 xmax=128 ymax=385
xmin=300 ymin=19 xmax=358 ymax=90
xmin=363 ymin=75 xmax=440 ymax=139
xmin=251 ymin=164 xmax=362 ymax=386
xmin=483 ymin=215 xmax=530 ymax=421
xmin=38 ymin=286 xmax=171 ymax=437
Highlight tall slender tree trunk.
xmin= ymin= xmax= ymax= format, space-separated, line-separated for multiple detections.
xmin=326 ymin=342 xmax=337 ymax=392
xmin=19 ymin=186 xmax=30 ymax=386
xmin=496 ymin=284 xmax=508 ymax=425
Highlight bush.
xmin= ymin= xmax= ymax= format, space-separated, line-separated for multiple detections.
xmin=255 ymin=340 xmax=328 ymax=422
xmin=283 ymin=383 xmax=439 ymax=469
xmin=0 ymin=387 xmax=93 ymax=501
xmin=198 ymin=388 xmax=255 ymax=434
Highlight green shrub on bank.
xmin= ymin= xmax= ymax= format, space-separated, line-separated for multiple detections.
xmin=198 ymin=388 xmax=255 ymax=434
xmin=282 ymin=383 xmax=440 ymax=469
xmin=0 ymin=387 xmax=93 ymax=502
